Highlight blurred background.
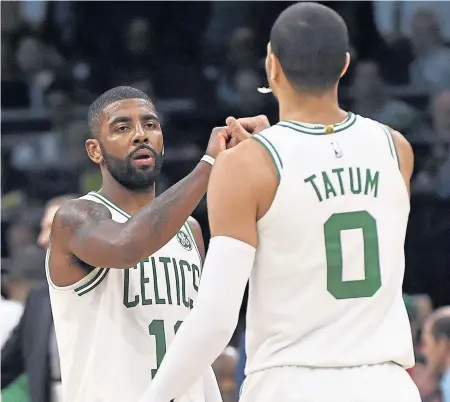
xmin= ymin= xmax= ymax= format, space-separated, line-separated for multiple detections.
xmin=1 ymin=1 xmax=450 ymax=402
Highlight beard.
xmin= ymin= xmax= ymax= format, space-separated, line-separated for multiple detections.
xmin=100 ymin=143 xmax=164 ymax=191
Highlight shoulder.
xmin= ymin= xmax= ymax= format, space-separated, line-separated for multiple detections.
xmin=52 ymin=199 xmax=112 ymax=238
xmin=210 ymin=139 xmax=278 ymax=220
xmin=213 ymin=138 xmax=276 ymax=189
xmin=384 ymin=125 xmax=414 ymax=189
xmin=384 ymin=125 xmax=414 ymax=162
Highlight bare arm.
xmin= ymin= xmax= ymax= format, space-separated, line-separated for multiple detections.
xmin=388 ymin=127 xmax=414 ymax=198
xmin=138 ymin=140 xmax=277 ymax=401
xmin=51 ymin=161 xmax=212 ymax=269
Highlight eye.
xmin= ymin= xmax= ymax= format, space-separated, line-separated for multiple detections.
xmin=116 ymin=125 xmax=129 ymax=132
xmin=145 ymin=121 xmax=157 ymax=129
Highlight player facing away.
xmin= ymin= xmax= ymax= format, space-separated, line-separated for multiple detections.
xmin=140 ymin=3 xmax=421 ymax=402
xmin=45 ymin=86 xmax=257 ymax=402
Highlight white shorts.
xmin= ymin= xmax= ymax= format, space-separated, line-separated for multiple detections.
xmin=239 ymin=363 xmax=421 ymax=402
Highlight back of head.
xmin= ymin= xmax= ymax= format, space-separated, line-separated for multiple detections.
xmin=270 ymin=2 xmax=349 ymax=93
xmin=430 ymin=307 xmax=450 ymax=341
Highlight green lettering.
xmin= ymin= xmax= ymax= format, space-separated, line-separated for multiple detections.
xmin=332 ymin=168 xmax=345 ymax=195
xmin=159 ymin=257 xmax=172 ymax=305
xmin=349 ymin=167 xmax=362 ymax=194
xmin=172 ymin=258 xmax=181 ymax=306
xmin=364 ymin=169 xmax=379 ymax=198
xmin=192 ymin=263 xmax=200 ymax=292
xmin=123 ymin=267 xmax=139 ymax=308
xmin=179 ymin=260 xmax=191 ymax=308
xmin=304 ymin=174 xmax=323 ymax=202
xmin=322 ymin=171 xmax=337 ymax=199
xmin=151 ymin=257 xmax=165 ymax=305
xmin=140 ymin=259 xmax=152 ymax=305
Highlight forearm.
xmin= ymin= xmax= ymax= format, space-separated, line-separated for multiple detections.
xmin=123 ymin=161 xmax=211 ymax=262
xmin=139 ymin=237 xmax=255 ymax=401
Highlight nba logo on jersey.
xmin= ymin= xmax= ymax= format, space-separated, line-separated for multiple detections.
xmin=330 ymin=142 xmax=343 ymax=158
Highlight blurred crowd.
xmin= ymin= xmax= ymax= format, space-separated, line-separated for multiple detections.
xmin=1 ymin=1 xmax=450 ymax=402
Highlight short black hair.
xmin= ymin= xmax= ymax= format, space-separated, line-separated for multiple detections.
xmin=431 ymin=309 xmax=450 ymax=341
xmin=88 ymin=86 xmax=154 ymax=136
xmin=270 ymin=2 xmax=349 ymax=93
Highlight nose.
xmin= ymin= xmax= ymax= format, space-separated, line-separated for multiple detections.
xmin=132 ymin=125 xmax=149 ymax=145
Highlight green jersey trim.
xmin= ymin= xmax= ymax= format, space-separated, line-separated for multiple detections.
xmin=252 ymin=133 xmax=283 ymax=183
xmin=88 ymin=192 xmax=131 ymax=219
xmin=381 ymin=125 xmax=400 ymax=169
xmin=74 ymin=268 xmax=109 ymax=296
xmin=278 ymin=112 xmax=357 ymax=135
xmin=183 ymin=222 xmax=202 ymax=268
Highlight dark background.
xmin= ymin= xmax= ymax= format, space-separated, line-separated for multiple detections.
xmin=2 ymin=1 xmax=450 ymax=306
xmin=2 ymin=2 xmax=450 ymax=401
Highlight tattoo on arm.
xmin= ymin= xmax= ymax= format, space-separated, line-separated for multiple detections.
xmin=121 ymin=163 xmax=210 ymax=262
xmin=53 ymin=162 xmax=211 ymax=268
xmin=58 ymin=200 xmax=112 ymax=245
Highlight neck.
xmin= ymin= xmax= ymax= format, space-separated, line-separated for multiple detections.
xmin=278 ymin=87 xmax=347 ymax=125
xmin=99 ymin=170 xmax=156 ymax=215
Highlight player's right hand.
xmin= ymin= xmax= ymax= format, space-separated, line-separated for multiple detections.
xmin=234 ymin=115 xmax=271 ymax=134
xmin=225 ymin=115 xmax=271 ymax=148
xmin=205 ymin=126 xmax=230 ymax=159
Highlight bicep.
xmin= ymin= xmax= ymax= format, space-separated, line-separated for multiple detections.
xmin=207 ymin=150 xmax=258 ymax=247
xmin=52 ymin=200 xmax=134 ymax=268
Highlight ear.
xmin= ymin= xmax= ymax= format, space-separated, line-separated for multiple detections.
xmin=267 ymin=43 xmax=280 ymax=82
xmin=85 ymin=138 xmax=102 ymax=164
xmin=340 ymin=52 xmax=351 ymax=78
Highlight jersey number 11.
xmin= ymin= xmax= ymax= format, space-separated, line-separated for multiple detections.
xmin=148 ymin=319 xmax=183 ymax=378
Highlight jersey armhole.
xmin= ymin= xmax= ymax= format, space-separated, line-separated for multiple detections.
xmin=252 ymin=132 xmax=283 ymax=184
xmin=45 ymin=247 xmax=109 ymax=297
xmin=380 ymin=124 xmax=400 ymax=169
xmin=251 ymin=132 xmax=285 ymax=228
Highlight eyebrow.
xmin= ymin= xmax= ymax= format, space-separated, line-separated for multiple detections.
xmin=108 ymin=113 xmax=159 ymax=127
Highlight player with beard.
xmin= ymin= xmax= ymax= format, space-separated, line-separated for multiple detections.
xmin=46 ymin=86 xmax=266 ymax=402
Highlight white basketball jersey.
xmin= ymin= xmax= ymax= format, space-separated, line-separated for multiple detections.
xmin=246 ymin=113 xmax=414 ymax=375
xmin=46 ymin=192 xmax=204 ymax=402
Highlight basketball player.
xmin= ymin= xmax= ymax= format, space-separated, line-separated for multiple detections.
xmin=140 ymin=3 xmax=421 ymax=402
xmin=46 ymin=86 xmax=262 ymax=402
